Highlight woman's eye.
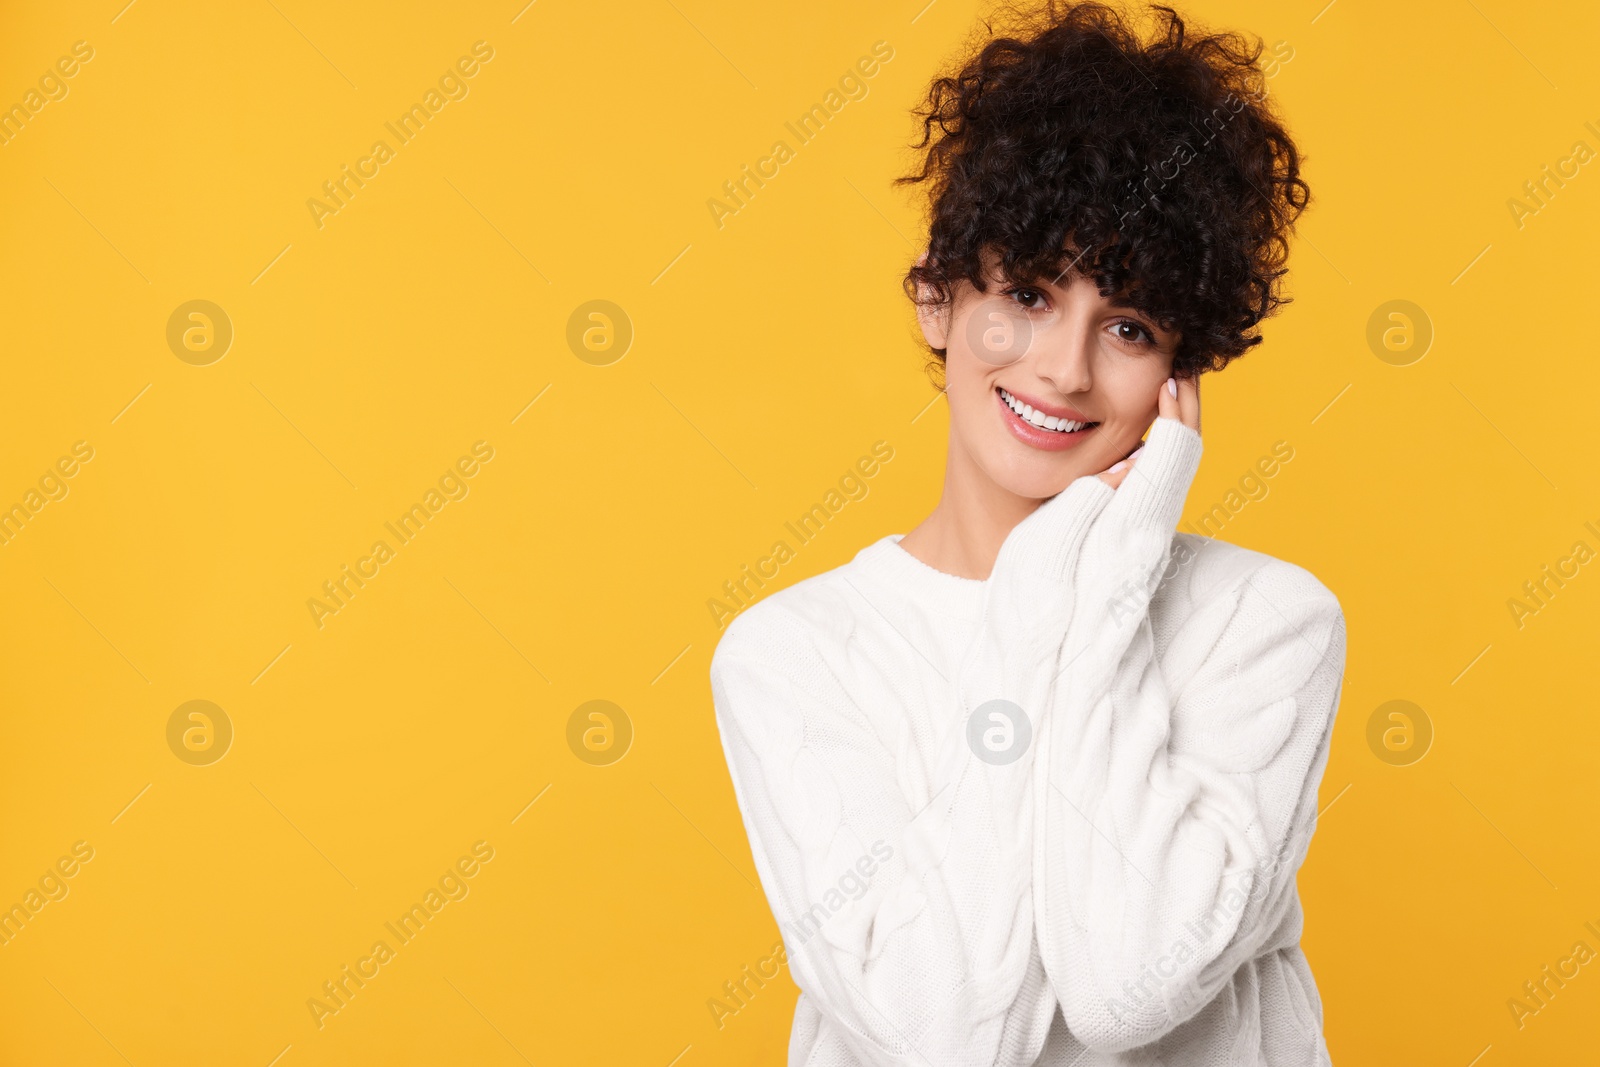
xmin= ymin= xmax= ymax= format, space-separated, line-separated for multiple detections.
xmin=1113 ymin=320 xmax=1153 ymax=345
xmin=1008 ymin=287 xmax=1044 ymax=309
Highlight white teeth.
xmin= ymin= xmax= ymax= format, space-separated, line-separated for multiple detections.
xmin=999 ymin=388 xmax=1092 ymax=433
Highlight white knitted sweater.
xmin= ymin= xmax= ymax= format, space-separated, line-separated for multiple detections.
xmin=709 ymin=417 xmax=1346 ymax=1066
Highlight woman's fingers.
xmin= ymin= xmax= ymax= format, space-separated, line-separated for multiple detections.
xmin=1157 ymin=374 xmax=1178 ymax=422
xmin=1177 ymin=373 xmax=1201 ymax=432
xmin=1096 ymin=373 xmax=1200 ymax=488
xmin=1097 ymin=443 xmax=1142 ymax=488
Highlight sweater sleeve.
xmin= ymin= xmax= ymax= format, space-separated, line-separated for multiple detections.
xmin=709 ymin=606 xmax=1061 ymax=1066
xmin=976 ymin=417 xmax=1347 ymax=1052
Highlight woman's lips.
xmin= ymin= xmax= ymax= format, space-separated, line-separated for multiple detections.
xmin=995 ymin=386 xmax=1098 ymax=452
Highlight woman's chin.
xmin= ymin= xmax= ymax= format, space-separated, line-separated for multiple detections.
xmin=989 ymin=464 xmax=1094 ymax=502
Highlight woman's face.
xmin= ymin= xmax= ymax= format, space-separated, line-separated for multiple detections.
xmin=917 ymin=249 xmax=1180 ymax=500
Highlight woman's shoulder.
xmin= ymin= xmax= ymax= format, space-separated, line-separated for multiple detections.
xmin=710 ymin=554 xmax=864 ymax=678
xmin=1161 ymin=532 xmax=1342 ymax=621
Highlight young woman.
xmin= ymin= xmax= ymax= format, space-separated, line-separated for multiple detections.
xmin=710 ymin=3 xmax=1345 ymax=1064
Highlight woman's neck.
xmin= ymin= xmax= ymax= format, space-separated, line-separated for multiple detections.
xmin=897 ymin=435 xmax=1042 ymax=581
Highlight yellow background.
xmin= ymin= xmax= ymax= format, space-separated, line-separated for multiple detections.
xmin=1 ymin=0 xmax=1596 ymax=1063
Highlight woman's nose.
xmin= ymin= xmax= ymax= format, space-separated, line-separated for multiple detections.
xmin=1031 ymin=327 xmax=1092 ymax=395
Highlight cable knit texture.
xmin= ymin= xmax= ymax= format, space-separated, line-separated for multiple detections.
xmin=710 ymin=418 xmax=1346 ymax=1066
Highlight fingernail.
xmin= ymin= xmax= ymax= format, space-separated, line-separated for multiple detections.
xmin=1166 ymin=377 xmax=1177 ymax=398
xmin=1127 ymin=445 xmax=1144 ymax=461
xmin=1107 ymin=460 xmax=1128 ymax=474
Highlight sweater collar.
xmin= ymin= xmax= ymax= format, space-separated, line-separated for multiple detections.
xmin=850 ymin=534 xmax=989 ymax=621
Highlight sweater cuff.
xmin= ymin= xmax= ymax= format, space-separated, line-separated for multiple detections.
xmin=1107 ymin=417 xmax=1203 ymax=534
xmin=994 ymin=474 xmax=1116 ymax=583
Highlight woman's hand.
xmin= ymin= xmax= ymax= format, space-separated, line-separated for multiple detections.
xmin=1097 ymin=374 xmax=1201 ymax=489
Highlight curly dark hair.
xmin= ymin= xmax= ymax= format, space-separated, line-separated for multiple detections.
xmin=897 ymin=0 xmax=1310 ymax=384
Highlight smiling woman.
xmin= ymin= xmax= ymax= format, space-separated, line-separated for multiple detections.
xmin=708 ymin=3 xmax=1348 ymax=1065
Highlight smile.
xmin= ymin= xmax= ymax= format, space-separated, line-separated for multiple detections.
xmin=995 ymin=386 xmax=1099 ymax=452
xmin=998 ymin=387 xmax=1096 ymax=431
